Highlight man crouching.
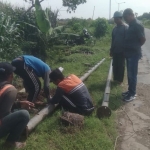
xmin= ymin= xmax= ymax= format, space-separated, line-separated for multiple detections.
xmin=0 ymin=62 xmax=34 ymax=149
xmin=48 ymin=68 xmax=94 ymax=115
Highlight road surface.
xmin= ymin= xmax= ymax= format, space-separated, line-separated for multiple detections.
xmin=118 ymin=28 xmax=150 ymax=150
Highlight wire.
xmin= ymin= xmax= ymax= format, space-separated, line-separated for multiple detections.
xmin=114 ymin=105 xmax=136 ymax=150
xmin=108 ymin=93 xmax=137 ymax=150
xmin=114 ymin=132 xmax=135 ymax=150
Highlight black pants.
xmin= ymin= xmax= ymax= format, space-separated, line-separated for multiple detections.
xmin=60 ymin=95 xmax=94 ymax=116
xmin=112 ymin=53 xmax=125 ymax=83
xmin=0 ymin=110 xmax=29 ymax=142
xmin=12 ymin=59 xmax=41 ymax=102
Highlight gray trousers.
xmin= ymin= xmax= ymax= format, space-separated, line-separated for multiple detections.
xmin=0 ymin=110 xmax=29 ymax=142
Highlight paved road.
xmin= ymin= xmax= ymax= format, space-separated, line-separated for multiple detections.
xmin=138 ymin=28 xmax=150 ymax=84
xmin=142 ymin=28 xmax=150 ymax=61
xmin=119 ymin=28 xmax=150 ymax=150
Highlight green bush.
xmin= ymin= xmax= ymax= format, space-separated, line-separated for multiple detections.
xmin=72 ymin=23 xmax=82 ymax=32
xmin=144 ymin=20 xmax=150 ymax=26
xmin=93 ymin=18 xmax=108 ymax=38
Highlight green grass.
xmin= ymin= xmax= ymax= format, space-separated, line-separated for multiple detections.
xmin=145 ymin=25 xmax=150 ymax=29
xmin=0 ymin=38 xmax=122 ymax=150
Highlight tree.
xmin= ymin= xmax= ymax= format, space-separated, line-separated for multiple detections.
xmin=63 ymin=0 xmax=87 ymax=11
xmin=135 ymin=13 xmax=138 ymax=18
xmin=93 ymin=18 xmax=108 ymax=38
xmin=138 ymin=12 xmax=150 ymax=20
xmin=23 ymin=0 xmax=87 ymax=14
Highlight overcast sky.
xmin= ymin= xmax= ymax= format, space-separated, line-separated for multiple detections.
xmin=1 ymin=0 xmax=150 ymax=19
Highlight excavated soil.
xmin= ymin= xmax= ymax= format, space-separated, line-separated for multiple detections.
xmin=17 ymin=91 xmax=45 ymax=102
xmin=17 ymin=89 xmax=56 ymax=111
xmin=17 ymin=89 xmax=56 ymax=102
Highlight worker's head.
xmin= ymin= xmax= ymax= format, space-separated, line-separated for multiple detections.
xmin=49 ymin=68 xmax=64 ymax=85
xmin=113 ymin=11 xmax=123 ymax=25
xmin=0 ymin=62 xmax=16 ymax=83
xmin=123 ymin=8 xmax=135 ymax=23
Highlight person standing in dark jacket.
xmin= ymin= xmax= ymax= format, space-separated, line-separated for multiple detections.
xmin=110 ymin=11 xmax=128 ymax=85
xmin=122 ymin=8 xmax=146 ymax=102
xmin=48 ymin=68 xmax=94 ymax=115
xmin=0 ymin=62 xmax=34 ymax=149
xmin=11 ymin=55 xmax=51 ymax=102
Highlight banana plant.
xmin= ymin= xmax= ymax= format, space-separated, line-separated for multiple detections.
xmin=35 ymin=0 xmax=64 ymax=37
xmin=35 ymin=0 xmax=51 ymax=34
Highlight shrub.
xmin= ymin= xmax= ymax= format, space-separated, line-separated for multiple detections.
xmin=93 ymin=18 xmax=108 ymax=38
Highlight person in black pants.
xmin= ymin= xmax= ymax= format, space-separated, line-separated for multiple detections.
xmin=122 ymin=8 xmax=146 ymax=102
xmin=11 ymin=55 xmax=51 ymax=102
xmin=110 ymin=11 xmax=128 ymax=85
xmin=0 ymin=62 xmax=34 ymax=149
xmin=48 ymin=68 xmax=94 ymax=116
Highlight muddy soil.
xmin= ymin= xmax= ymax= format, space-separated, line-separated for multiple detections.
xmin=17 ymin=89 xmax=56 ymax=111
xmin=17 ymin=89 xmax=56 ymax=101
xmin=17 ymin=91 xmax=45 ymax=102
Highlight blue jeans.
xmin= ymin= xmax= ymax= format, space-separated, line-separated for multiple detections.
xmin=126 ymin=55 xmax=140 ymax=96
xmin=0 ymin=110 xmax=30 ymax=142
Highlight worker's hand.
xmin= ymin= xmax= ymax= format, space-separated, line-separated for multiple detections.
xmin=34 ymin=101 xmax=47 ymax=106
xmin=20 ymin=101 xmax=35 ymax=110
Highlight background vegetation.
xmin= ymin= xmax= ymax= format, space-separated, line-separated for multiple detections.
xmin=138 ymin=12 xmax=150 ymax=28
xmin=0 ymin=0 xmax=110 ymax=61
xmin=0 ymin=1 xmax=124 ymax=150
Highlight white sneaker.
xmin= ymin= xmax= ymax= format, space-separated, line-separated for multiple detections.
xmin=123 ymin=94 xmax=136 ymax=102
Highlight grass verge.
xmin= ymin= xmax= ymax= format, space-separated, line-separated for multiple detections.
xmin=145 ymin=25 xmax=150 ymax=29
xmin=0 ymin=38 xmax=122 ymax=150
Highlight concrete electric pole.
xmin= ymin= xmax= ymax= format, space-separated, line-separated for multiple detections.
xmin=109 ymin=0 xmax=111 ymax=19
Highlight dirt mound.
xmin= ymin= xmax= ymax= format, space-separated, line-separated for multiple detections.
xmin=17 ymin=89 xmax=56 ymax=102
xmin=17 ymin=91 xmax=45 ymax=102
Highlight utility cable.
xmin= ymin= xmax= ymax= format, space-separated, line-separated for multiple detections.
xmin=108 ymin=93 xmax=137 ymax=150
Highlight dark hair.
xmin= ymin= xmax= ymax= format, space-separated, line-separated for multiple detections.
xmin=49 ymin=68 xmax=64 ymax=82
xmin=0 ymin=62 xmax=15 ymax=81
xmin=114 ymin=17 xmax=122 ymax=19
xmin=0 ymin=73 xmax=9 ymax=81
xmin=123 ymin=8 xmax=134 ymax=16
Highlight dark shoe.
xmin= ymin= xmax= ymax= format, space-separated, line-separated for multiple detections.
xmin=122 ymin=91 xmax=129 ymax=97
xmin=123 ymin=94 xmax=136 ymax=102
xmin=122 ymin=91 xmax=137 ymax=97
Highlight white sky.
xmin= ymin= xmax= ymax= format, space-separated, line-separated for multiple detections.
xmin=1 ymin=0 xmax=150 ymax=19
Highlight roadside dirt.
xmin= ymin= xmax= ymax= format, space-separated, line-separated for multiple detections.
xmin=117 ymin=55 xmax=150 ymax=150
